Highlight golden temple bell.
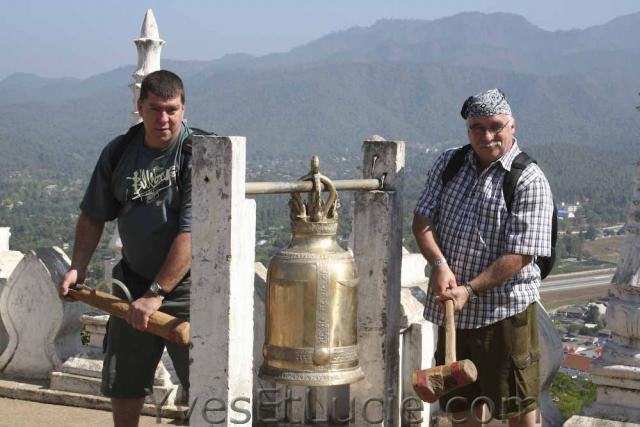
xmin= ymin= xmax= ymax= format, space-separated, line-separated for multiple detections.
xmin=259 ymin=156 xmax=365 ymax=386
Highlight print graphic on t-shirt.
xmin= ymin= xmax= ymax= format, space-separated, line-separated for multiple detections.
xmin=127 ymin=165 xmax=177 ymax=203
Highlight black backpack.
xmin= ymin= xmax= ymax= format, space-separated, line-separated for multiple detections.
xmin=441 ymin=144 xmax=557 ymax=279
xmin=109 ymin=122 xmax=216 ymax=179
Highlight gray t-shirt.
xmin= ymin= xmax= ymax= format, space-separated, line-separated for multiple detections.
xmin=80 ymin=123 xmax=191 ymax=280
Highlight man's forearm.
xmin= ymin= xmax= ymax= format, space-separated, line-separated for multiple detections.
xmin=153 ymin=231 xmax=191 ymax=293
xmin=469 ymin=253 xmax=533 ymax=293
xmin=71 ymin=212 xmax=105 ymax=273
xmin=412 ymin=214 xmax=445 ymax=263
xmin=128 ymin=232 xmax=191 ymax=330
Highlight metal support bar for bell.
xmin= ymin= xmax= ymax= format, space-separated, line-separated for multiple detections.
xmin=245 ymin=178 xmax=382 ymax=195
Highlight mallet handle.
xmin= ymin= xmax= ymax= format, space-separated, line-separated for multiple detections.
xmin=444 ymin=299 xmax=456 ymax=364
xmin=68 ymin=287 xmax=190 ymax=346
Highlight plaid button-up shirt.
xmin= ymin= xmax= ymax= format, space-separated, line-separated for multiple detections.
xmin=414 ymin=141 xmax=553 ymax=329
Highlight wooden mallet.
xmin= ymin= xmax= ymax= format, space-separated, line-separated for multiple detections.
xmin=68 ymin=286 xmax=190 ymax=346
xmin=412 ymin=299 xmax=477 ymax=403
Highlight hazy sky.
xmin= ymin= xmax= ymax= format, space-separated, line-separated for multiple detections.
xmin=2 ymin=0 xmax=640 ymax=80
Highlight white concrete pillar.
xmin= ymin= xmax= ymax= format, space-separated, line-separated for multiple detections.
xmin=351 ymin=137 xmax=405 ymax=426
xmin=401 ymin=323 xmax=436 ymax=426
xmin=190 ymin=135 xmax=255 ymax=427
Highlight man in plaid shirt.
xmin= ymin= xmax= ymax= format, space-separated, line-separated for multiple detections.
xmin=413 ymin=88 xmax=553 ymax=426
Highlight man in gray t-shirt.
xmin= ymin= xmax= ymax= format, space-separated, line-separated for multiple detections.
xmin=80 ymin=114 xmax=191 ymax=281
xmin=59 ymin=70 xmax=192 ymax=426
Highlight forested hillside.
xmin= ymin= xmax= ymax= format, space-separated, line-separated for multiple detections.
xmin=0 ymin=11 xmax=637 ymax=263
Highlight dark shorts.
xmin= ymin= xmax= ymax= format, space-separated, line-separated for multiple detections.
xmin=101 ymin=260 xmax=190 ymax=399
xmin=435 ymin=303 xmax=540 ymax=421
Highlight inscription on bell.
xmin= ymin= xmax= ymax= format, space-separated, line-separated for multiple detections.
xmin=316 ymin=261 xmax=330 ymax=348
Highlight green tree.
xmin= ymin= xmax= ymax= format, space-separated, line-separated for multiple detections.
xmin=584 ymin=225 xmax=599 ymax=241
xmin=579 ymin=325 xmax=597 ymax=336
xmin=550 ymin=373 xmax=597 ymax=418
xmin=557 ymin=234 xmax=584 ymax=260
xmin=597 ymin=318 xmax=606 ymax=329
xmin=584 ymin=305 xmax=601 ymax=323
xmin=567 ymin=323 xmax=581 ymax=336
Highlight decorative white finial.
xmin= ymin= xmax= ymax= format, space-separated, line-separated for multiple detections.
xmin=140 ymin=9 xmax=160 ymax=39
xmin=129 ymin=9 xmax=165 ymax=125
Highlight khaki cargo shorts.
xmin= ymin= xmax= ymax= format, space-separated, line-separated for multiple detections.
xmin=435 ymin=302 xmax=540 ymax=421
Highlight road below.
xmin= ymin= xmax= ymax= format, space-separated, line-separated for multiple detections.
xmin=540 ymin=271 xmax=613 ymax=294
xmin=539 ymin=269 xmax=614 ymax=308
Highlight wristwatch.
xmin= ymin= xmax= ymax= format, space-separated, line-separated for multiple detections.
xmin=463 ymin=282 xmax=479 ymax=303
xmin=430 ymin=257 xmax=447 ymax=267
xmin=148 ymin=281 xmax=169 ymax=298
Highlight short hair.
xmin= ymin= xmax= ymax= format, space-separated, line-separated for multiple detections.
xmin=139 ymin=70 xmax=185 ymax=104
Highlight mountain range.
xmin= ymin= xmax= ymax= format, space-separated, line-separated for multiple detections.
xmin=0 ymin=11 xmax=638 ymax=204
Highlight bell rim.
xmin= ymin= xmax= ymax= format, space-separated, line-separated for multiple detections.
xmin=258 ymin=365 xmax=365 ymax=386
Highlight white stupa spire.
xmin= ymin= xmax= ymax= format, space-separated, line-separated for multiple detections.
xmin=139 ymin=9 xmax=160 ymax=40
xmin=611 ymin=161 xmax=640 ymax=287
xmin=584 ymin=160 xmax=640 ymax=422
xmin=129 ymin=9 xmax=165 ymax=125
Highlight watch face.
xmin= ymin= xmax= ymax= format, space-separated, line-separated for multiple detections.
xmin=466 ymin=284 xmax=477 ymax=302
xmin=149 ymin=281 xmax=168 ymax=297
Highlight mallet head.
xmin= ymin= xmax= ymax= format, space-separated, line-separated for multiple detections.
xmin=412 ymin=359 xmax=478 ymax=403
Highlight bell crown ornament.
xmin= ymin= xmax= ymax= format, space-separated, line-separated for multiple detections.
xmin=289 ymin=156 xmax=338 ymax=224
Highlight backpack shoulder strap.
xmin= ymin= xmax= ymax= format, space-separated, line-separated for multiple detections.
xmin=442 ymin=144 xmax=472 ymax=186
xmin=109 ymin=122 xmax=144 ymax=172
xmin=503 ymin=151 xmax=535 ymax=212
xmin=503 ymin=150 xmax=558 ymax=278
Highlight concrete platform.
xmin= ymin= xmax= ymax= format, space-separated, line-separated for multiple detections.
xmin=0 ymin=396 xmax=180 ymax=426
xmin=564 ymin=415 xmax=640 ymax=426
xmin=0 ymin=377 xmax=187 ymax=425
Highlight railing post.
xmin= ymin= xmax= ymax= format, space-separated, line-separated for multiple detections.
xmin=351 ymin=136 xmax=405 ymax=426
xmin=190 ymin=135 xmax=256 ymax=426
